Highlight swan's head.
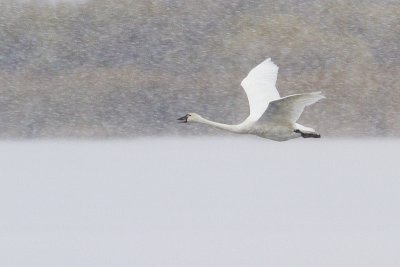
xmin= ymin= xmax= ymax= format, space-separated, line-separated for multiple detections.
xmin=177 ymin=113 xmax=201 ymax=123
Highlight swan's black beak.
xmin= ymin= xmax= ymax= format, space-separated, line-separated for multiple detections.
xmin=177 ymin=114 xmax=188 ymax=123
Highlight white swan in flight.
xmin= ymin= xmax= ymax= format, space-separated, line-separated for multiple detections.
xmin=178 ymin=58 xmax=325 ymax=141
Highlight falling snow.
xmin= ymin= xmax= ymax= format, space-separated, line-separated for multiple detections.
xmin=0 ymin=0 xmax=398 ymax=138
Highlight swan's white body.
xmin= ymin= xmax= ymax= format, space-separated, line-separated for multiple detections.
xmin=179 ymin=58 xmax=325 ymax=141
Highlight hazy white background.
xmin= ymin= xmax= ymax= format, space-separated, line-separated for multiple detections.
xmin=0 ymin=138 xmax=399 ymax=266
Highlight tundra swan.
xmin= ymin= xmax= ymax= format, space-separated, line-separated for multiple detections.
xmin=178 ymin=58 xmax=325 ymax=141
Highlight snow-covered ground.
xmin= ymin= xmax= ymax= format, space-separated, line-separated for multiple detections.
xmin=0 ymin=137 xmax=399 ymax=266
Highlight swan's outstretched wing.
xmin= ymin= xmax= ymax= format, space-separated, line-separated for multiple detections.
xmin=241 ymin=58 xmax=281 ymax=122
xmin=258 ymin=92 xmax=325 ymax=125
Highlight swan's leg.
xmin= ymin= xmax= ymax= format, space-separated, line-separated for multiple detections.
xmin=294 ymin=129 xmax=321 ymax=138
xmin=294 ymin=123 xmax=321 ymax=138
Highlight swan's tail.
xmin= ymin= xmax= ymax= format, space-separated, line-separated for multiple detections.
xmin=294 ymin=124 xmax=321 ymax=138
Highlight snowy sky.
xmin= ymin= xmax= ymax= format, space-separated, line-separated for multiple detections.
xmin=14 ymin=0 xmax=87 ymax=4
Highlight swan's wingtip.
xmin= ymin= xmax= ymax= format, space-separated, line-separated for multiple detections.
xmin=262 ymin=57 xmax=278 ymax=69
xmin=311 ymin=91 xmax=326 ymax=98
xmin=265 ymin=57 xmax=275 ymax=64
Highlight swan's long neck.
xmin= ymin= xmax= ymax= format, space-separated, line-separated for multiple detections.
xmin=195 ymin=116 xmax=241 ymax=133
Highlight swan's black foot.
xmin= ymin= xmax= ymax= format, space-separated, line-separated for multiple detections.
xmin=294 ymin=129 xmax=321 ymax=138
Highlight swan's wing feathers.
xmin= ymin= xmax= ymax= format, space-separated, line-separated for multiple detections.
xmin=259 ymin=92 xmax=325 ymax=124
xmin=241 ymin=58 xmax=281 ymax=122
